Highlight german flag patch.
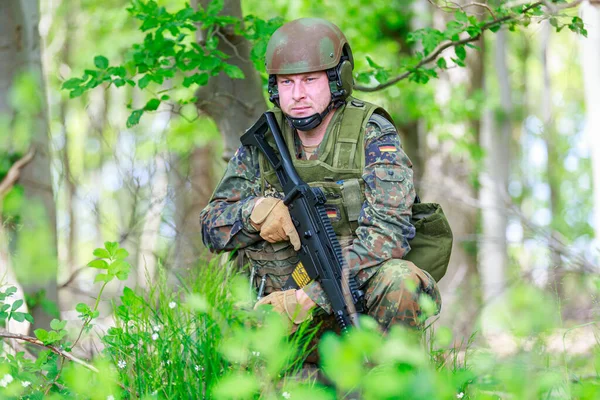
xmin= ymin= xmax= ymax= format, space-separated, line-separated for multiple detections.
xmin=379 ymin=145 xmax=397 ymax=152
xmin=324 ymin=206 xmax=340 ymax=221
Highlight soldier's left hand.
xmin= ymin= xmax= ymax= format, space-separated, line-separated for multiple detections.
xmin=254 ymin=289 xmax=313 ymax=333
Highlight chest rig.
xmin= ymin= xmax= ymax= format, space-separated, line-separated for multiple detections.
xmin=245 ymin=97 xmax=393 ymax=295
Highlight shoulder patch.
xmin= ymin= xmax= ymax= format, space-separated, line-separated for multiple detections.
xmin=368 ymin=113 xmax=395 ymax=133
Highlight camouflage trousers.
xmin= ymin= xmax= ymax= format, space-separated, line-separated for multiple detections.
xmin=304 ymin=259 xmax=441 ymax=362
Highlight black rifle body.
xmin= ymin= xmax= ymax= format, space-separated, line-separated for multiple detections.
xmin=241 ymin=112 xmax=364 ymax=331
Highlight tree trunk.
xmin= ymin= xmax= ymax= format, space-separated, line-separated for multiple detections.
xmin=426 ymin=2 xmax=483 ymax=336
xmin=479 ymin=29 xmax=511 ymax=317
xmin=170 ymin=0 xmax=266 ymax=271
xmin=581 ymin=1 xmax=600 ymax=250
xmin=59 ymin=4 xmax=78 ymax=274
xmin=195 ymin=0 xmax=266 ymax=160
xmin=540 ymin=21 xmax=564 ymax=293
xmin=0 ymin=0 xmax=59 ymax=331
xmin=137 ymin=154 xmax=168 ymax=288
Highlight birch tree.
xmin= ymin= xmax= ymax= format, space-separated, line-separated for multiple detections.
xmin=580 ymin=0 xmax=600 ymax=251
xmin=479 ymin=28 xmax=511 ymax=324
xmin=0 ymin=0 xmax=59 ymax=331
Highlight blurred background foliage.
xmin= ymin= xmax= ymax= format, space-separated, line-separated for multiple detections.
xmin=0 ymin=0 xmax=599 ymax=398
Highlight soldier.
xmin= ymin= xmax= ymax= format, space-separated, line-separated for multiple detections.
xmin=200 ymin=18 xmax=441 ymax=336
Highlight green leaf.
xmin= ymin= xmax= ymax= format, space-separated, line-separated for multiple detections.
xmin=70 ymin=87 xmax=85 ymax=98
xmin=62 ymin=78 xmax=84 ymax=90
xmin=127 ymin=109 xmax=144 ymax=128
xmin=455 ymin=11 xmax=468 ymax=24
xmin=76 ymin=303 xmax=90 ymax=313
xmin=144 ymin=98 xmax=161 ymax=111
xmin=223 ymin=64 xmax=245 ymax=79
xmin=113 ymin=78 xmax=126 ymax=87
xmin=374 ymin=70 xmax=389 ymax=84
xmin=35 ymin=329 xmax=49 ymax=342
xmin=207 ymin=0 xmax=224 ymax=16
xmin=50 ymin=319 xmax=67 ymax=331
xmin=109 ymin=259 xmax=131 ymax=277
xmin=116 ymin=270 xmax=129 ymax=281
xmin=212 ymin=373 xmax=259 ymax=399
xmin=455 ymin=45 xmax=466 ymax=61
xmin=11 ymin=312 xmax=25 ymax=322
xmin=94 ymin=55 xmax=109 ymax=69
xmin=24 ymin=314 xmax=34 ymax=324
xmin=94 ymin=273 xmax=113 ymax=283
xmin=366 ymin=56 xmax=383 ymax=69
xmin=436 ymin=57 xmax=447 ymax=69
xmin=6 ymin=287 xmax=17 ymax=296
xmin=11 ymin=299 xmax=23 ymax=311
xmin=355 ymin=72 xmax=371 ymax=84
xmin=93 ymin=248 xmax=111 ymax=259
xmin=160 ymin=94 xmax=170 ymax=101
xmin=114 ymin=248 xmax=129 ymax=260
xmin=105 ymin=241 xmax=118 ymax=256
xmin=0 ymin=304 xmax=10 ymax=312
xmin=88 ymin=259 xmax=109 ymax=269
xmin=0 ymin=312 xmax=8 ymax=320
xmin=138 ymin=74 xmax=152 ymax=89
xmin=182 ymin=73 xmax=209 ymax=87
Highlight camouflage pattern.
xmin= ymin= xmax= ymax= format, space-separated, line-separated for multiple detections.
xmin=265 ymin=18 xmax=352 ymax=75
xmin=200 ymin=106 xmax=441 ymax=331
xmin=304 ymin=259 xmax=440 ymax=363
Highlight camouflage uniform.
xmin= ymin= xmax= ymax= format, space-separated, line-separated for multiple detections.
xmin=200 ymin=17 xmax=440 ymax=334
xmin=200 ymin=110 xmax=441 ymax=331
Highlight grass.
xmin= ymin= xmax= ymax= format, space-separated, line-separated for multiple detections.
xmin=0 ymin=243 xmax=598 ymax=399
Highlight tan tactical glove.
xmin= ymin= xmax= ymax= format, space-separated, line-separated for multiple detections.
xmin=250 ymin=197 xmax=301 ymax=251
xmin=254 ymin=289 xmax=312 ymax=334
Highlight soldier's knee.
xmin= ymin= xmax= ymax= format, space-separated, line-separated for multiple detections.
xmin=364 ymin=259 xmax=441 ymax=328
xmin=377 ymin=259 xmax=422 ymax=293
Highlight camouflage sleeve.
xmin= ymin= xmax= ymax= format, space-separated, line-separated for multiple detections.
xmin=200 ymin=145 xmax=263 ymax=252
xmin=303 ymin=121 xmax=417 ymax=313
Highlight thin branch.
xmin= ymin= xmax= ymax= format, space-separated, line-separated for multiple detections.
xmin=215 ymin=30 xmax=250 ymax=63
xmin=353 ymin=0 xmax=592 ymax=92
xmin=0 ymin=150 xmax=35 ymax=198
xmin=58 ymin=266 xmax=87 ymax=289
xmin=428 ymin=0 xmax=496 ymax=18
xmin=0 ymin=330 xmax=99 ymax=372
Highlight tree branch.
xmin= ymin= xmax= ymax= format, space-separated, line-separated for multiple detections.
xmin=0 ymin=330 xmax=99 ymax=372
xmin=428 ymin=0 xmax=496 ymax=18
xmin=0 ymin=150 xmax=35 ymax=198
xmin=354 ymin=0 xmax=582 ymax=92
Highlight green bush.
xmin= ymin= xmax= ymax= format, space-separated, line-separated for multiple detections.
xmin=0 ymin=242 xmax=598 ymax=399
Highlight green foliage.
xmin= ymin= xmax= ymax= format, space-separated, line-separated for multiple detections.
xmin=62 ymin=0 xmax=282 ymax=128
xmin=0 ymin=286 xmax=34 ymax=326
xmin=0 ymin=242 xmax=599 ymax=398
xmin=88 ymin=241 xmax=132 ymax=283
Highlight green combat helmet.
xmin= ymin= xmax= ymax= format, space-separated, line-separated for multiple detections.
xmin=265 ymin=18 xmax=354 ymax=130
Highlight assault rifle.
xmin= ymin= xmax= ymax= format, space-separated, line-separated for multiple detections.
xmin=241 ymin=111 xmax=364 ymax=332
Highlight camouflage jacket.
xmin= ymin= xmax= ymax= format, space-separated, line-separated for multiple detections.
xmin=200 ymin=113 xmax=416 ymax=314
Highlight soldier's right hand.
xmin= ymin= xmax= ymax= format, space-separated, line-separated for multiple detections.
xmin=250 ymin=197 xmax=301 ymax=251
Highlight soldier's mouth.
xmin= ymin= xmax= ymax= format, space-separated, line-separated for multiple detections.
xmin=291 ymin=106 xmax=312 ymax=113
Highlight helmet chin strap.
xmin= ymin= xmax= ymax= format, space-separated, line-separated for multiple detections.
xmin=286 ymin=100 xmax=341 ymax=131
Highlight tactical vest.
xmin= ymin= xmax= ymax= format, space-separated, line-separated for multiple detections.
xmin=259 ymin=97 xmax=385 ymax=238
xmin=243 ymin=97 xmax=391 ymax=293
xmin=244 ymin=97 xmax=452 ymax=294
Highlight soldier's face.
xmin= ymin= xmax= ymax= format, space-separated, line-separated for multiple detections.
xmin=276 ymin=72 xmax=331 ymax=118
